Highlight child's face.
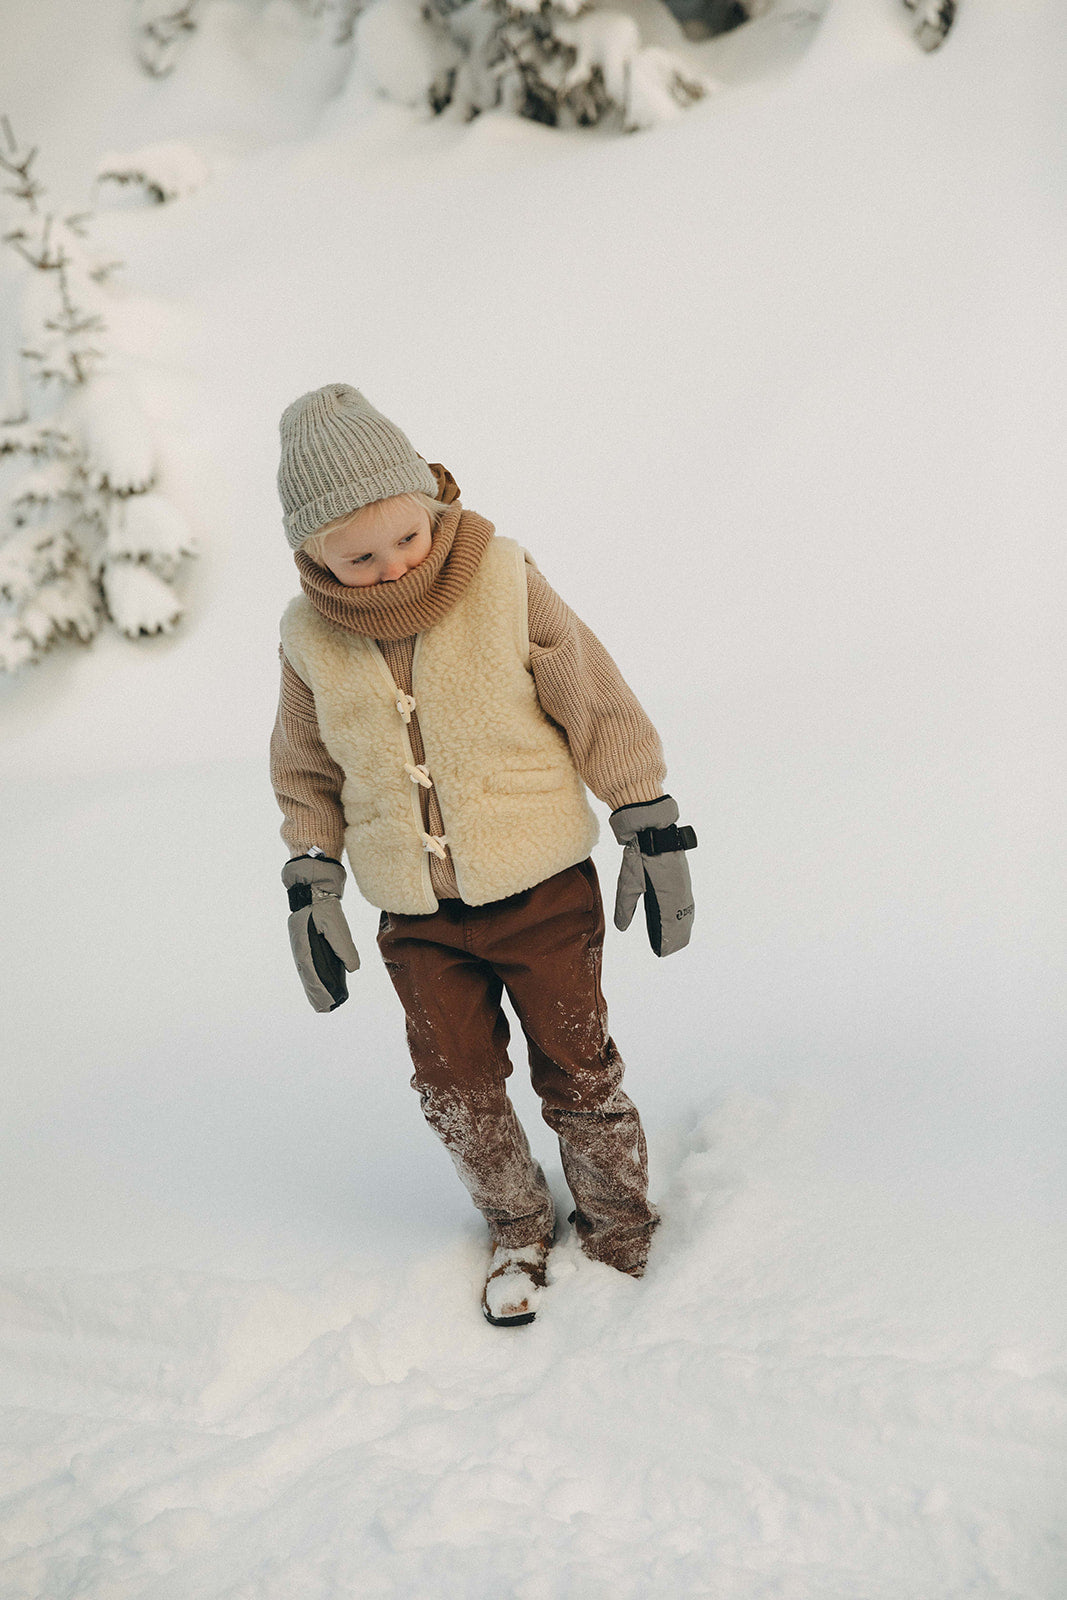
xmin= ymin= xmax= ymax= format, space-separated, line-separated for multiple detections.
xmin=319 ymin=495 xmax=433 ymax=587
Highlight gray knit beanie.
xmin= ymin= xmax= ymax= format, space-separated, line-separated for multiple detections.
xmin=278 ymin=383 xmax=437 ymax=548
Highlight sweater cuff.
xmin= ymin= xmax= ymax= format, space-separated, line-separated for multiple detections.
xmin=604 ymin=780 xmax=666 ymax=811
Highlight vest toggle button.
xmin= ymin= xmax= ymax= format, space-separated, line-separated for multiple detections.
xmin=395 ymin=693 xmax=417 ymax=723
xmin=405 ymin=762 xmax=433 ymax=788
xmin=422 ymin=833 xmax=449 ymax=859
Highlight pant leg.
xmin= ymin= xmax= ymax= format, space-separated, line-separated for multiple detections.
xmin=467 ymin=861 xmax=659 ymax=1275
xmin=377 ymin=906 xmax=555 ymax=1250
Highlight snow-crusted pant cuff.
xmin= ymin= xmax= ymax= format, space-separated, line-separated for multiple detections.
xmin=377 ymin=859 xmax=657 ymax=1266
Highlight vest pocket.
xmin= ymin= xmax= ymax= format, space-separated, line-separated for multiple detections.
xmin=343 ymin=798 xmax=380 ymax=827
xmin=483 ymin=767 xmax=565 ymax=794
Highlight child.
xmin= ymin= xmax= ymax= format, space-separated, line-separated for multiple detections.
xmin=270 ymin=384 xmax=696 ymax=1326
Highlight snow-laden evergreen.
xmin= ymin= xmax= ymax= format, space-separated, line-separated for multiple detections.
xmin=128 ymin=0 xmax=724 ymax=131
xmin=124 ymin=0 xmax=955 ymax=135
xmin=0 ymin=121 xmax=196 ymax=670
xmin=427 ymin=0 xmax=714 ymax=130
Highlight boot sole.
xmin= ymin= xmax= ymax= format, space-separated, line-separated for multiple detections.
xmin=483 ymin=1306 xmax=537 ymax=1327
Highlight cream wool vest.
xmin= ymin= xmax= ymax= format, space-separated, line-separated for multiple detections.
xmin=280 ymin=538 xmax=600 ymax=914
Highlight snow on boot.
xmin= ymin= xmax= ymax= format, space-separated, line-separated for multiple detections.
xmin=482 ymin=1240 xmax=551 ymax=1327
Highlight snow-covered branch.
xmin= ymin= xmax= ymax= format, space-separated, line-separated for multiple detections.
xmin=902 ymin=0 xmax=956 ymax=51
xmin=96 ymin=141 xmax=211 ymax=206
xmin=133 ymin=0 xmax=202 ymax=76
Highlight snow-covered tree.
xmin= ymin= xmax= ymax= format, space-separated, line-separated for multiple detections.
xmin=128 ymin=0 xmax=959 ymax=142
xmin=424 ymin=0 xmax=958 ymax=123
xmin=129 ymin=0 xmax=713 ymax=132
xmin=0 ymin=119 xmax=196 ymax=673
xmin=431 ymin=0 xmax=713 ymax=130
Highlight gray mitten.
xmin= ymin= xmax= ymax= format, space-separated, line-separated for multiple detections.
xmin=282 ymin=854 xmax=360 ymax=1012
xmin=609 ymin=796 xmax=697 ymax=958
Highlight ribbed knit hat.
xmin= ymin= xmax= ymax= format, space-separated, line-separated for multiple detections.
xmin=278 ymin=383 xmax=437 ymax=548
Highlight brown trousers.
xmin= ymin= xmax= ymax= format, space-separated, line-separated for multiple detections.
xmin=377 ymin=858 xmax=658 ymax=1273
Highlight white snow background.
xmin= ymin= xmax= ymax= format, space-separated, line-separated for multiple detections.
xmin=1 ymin=0 xmax=1065 ymax=1595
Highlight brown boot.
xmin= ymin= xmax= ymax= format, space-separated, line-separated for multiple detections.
xmin=482 ymin=1239 xmax=551 ymax=1327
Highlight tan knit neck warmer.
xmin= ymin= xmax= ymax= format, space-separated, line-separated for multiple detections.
xmin=294 ymin=465 xmax=495 ymax=641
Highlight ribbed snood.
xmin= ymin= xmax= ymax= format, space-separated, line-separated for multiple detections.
xmin=294 ymin=502 xmax=495 ymax=641
xmin=291 ymin=463 xmax=482 ymax=640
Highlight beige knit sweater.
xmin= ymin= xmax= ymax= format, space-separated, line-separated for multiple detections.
xmin=271 ymin=477 xmax=666 ymax=901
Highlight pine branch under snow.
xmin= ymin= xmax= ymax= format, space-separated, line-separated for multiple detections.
xmin=11 ymin=214 xmax=113 ymax=389
xmin=106 ymin=492 xmax=197 ymax=581
xmin=72 ymin=377 xmax=158 ymax=495
xmin=0 ymin=617 xmax=38 ymax=673
xmin=625 ymin=45 xmax=711 ymax=131
xmin=556 ymin=10 xmax=640 ymax=104
xmin=7 ymin=459 xmax=79 ymax=513
xmin=16 ymin=566 xmax=100 ymax=648
xmin=134 ymin=0 xmax=202 ymax=77
xmin=0 ymin=419 xmax=75 ymax=459
xmin=0 ymin=559 xmax=101 ymax=670
xmin=357 ymin=0 xmax=463 ymax=110
xmin=103 ymin=558 xmax=184 ymax=637
xmin=0 ymin=518 xmax=76 ymax=604
xmin=96 ymin=141 xmax=211 ymax=206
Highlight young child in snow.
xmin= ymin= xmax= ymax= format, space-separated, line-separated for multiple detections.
xmin=270 ymin=384 xmax=696 ymax=1325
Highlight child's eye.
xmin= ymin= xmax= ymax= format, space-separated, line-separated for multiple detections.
xmin=350 ymin=553 xmax=371 ymax=565
xmin=401 ymin=532 xmax=417 ymax=544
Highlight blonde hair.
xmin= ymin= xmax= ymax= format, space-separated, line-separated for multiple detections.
xmin=300 ymin=491 xmax=449 ymax=567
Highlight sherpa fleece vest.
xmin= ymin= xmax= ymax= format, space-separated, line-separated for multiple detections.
xmin=279 ymin=537 xmax=600 ymax=914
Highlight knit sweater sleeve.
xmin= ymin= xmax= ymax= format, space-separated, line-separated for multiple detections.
xmin=270 ymin=648 xmax=347 ymax=860
xmin=525 ymin=560 xmax=666 ymax=810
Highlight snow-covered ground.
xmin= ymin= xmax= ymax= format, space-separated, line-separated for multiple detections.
xmin=1 ymin=1 xmax=1064 ymax=1595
